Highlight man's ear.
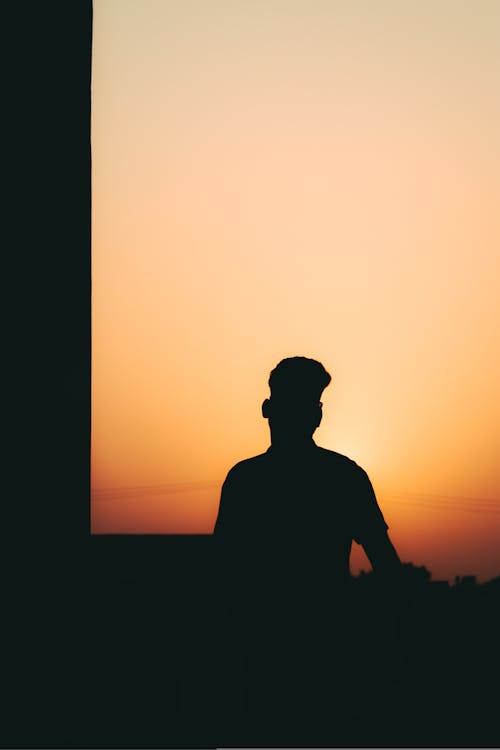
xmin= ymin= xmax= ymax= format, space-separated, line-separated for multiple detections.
xmin=262 ymin=398 xmax=271 ymax=418
xmin=315 ymin=408 xmax=323 ymax=429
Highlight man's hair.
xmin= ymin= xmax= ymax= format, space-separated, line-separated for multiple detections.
xmin=268 ymin=357 xmax=332 ymax=401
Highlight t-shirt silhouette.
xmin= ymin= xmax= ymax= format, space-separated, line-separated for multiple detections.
xmin=215 ymin=438 xmax=388 ymax=577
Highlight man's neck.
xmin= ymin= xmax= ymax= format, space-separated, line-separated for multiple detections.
xmin=268 ymin=437 xmax=317 ymax=454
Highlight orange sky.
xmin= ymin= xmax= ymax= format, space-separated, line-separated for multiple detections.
xmin=91 ymin=0 xmax=500 ymax=582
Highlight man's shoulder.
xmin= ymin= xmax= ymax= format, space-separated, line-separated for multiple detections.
xmin=223 ymin=452 xmax=270 ymax=483
xmin=315 ymin=446 xmax=366 ymax=474
xmin=222 ymin=445 xmax=369 ymax=486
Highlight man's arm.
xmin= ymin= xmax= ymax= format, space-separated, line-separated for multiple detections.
xmin=362 ymin=529 xmax=413 ymax=635
xmin=362 ymin=529 xmax=402 ymax=579
xmin=351 ymin=466 xmax=404 ymax=594
xmin=213 ymin=470 xmax=236 ymax=539
xmin=213 ymin=465 xmax=244 ymax=561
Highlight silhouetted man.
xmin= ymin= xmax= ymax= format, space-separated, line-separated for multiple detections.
xmin=214 ymin=356 xmax=402 ymax=743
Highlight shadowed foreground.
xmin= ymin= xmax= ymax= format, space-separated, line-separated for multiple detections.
xmin=1 ymin=536 xmax=498 ymax=748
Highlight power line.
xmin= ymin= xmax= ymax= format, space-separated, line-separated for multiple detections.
xmin=92 ymin=480 xmax=221 ymax=500
xmin=382 ymin=497 xmax=500 ymax=514
xmin=380 ymin=490 xmax=500 ymax=513
xmin=92 ymin=481 xmax=500 ymax=513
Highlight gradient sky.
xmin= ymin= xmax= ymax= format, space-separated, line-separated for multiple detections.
xmin=91 ymin=0 xmax=500 ymax=582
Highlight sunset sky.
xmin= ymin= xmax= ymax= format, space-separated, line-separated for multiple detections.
xmin=91 ymin=0 xmax=500 ymax=582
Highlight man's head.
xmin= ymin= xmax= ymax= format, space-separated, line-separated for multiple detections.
xmin=262 ymin=357 xmax=332 ymax=444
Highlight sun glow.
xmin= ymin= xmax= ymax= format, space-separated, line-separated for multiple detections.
xmin=92 ymin=0 xmax=500 ymax=582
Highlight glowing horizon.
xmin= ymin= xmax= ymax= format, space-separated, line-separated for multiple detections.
xmin=91 ymin=1 xmax=500 ymax=583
